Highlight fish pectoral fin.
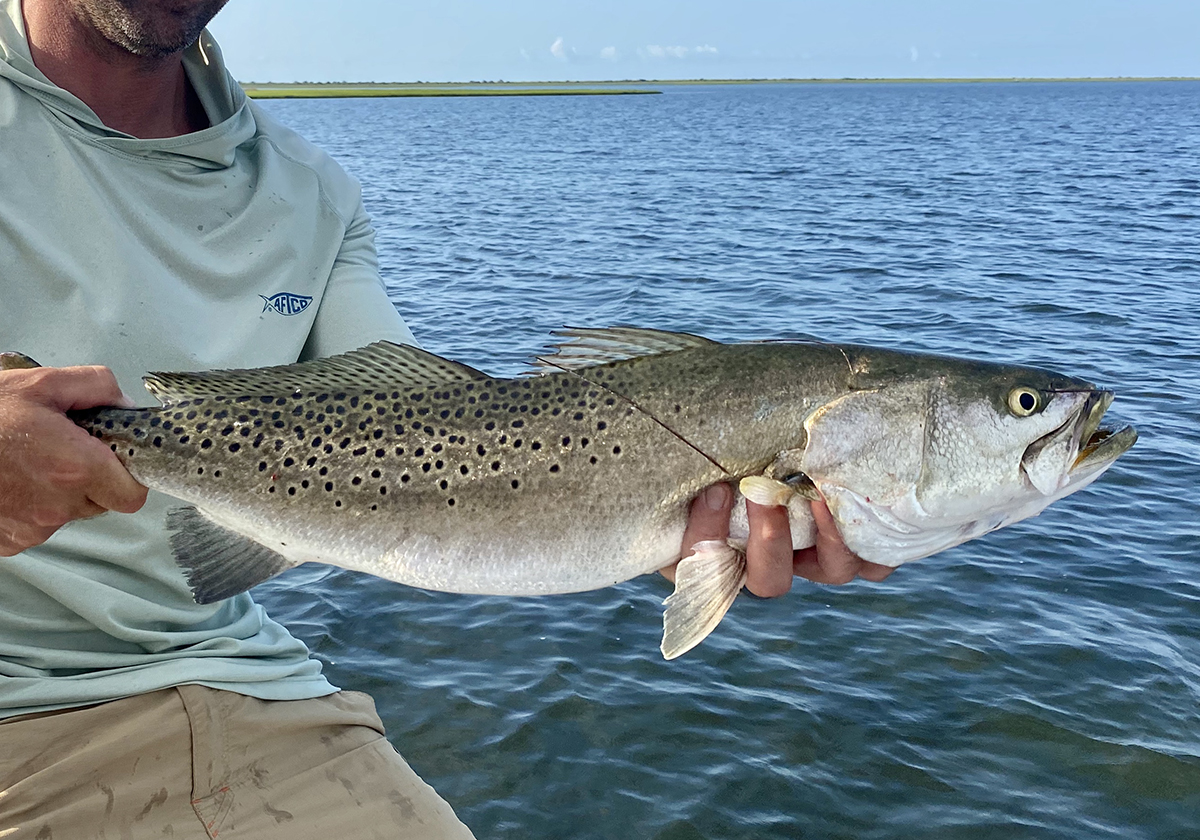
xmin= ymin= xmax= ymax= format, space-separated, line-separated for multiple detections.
xmin=167 ymin=507 xmax=298 ymax=604
xmin=660 ymin=539 xmax=747 ymax=660
xmin=739 ymin=475 xmax=797 ymax=507
xmin=0 ymin=352 xmax=41 ymax=370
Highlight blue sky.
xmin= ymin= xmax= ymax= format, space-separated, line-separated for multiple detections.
xmin=208 ymin=1 xmax=1200 ymax=83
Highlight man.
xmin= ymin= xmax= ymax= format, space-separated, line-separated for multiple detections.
xmin=0 ymin=0 xmax=893 ymax=836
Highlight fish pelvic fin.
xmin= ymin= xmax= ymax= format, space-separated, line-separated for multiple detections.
xmin=660 ymin=539 xmax=747 ymax=660
xmin=0 ymin=352 xmax=42 ymax=370
xmin=167 ymin=507 xmax=298 ymax=604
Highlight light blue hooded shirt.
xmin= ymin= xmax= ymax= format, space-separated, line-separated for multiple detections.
xmin=0 ymin=0 xmax=415 ymax=717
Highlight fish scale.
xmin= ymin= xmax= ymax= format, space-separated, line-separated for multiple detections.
xmin=60 ymin=327 xmax=1135 ymax=658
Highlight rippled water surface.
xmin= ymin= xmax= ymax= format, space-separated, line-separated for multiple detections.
xmin=255 ymin=82 xmax=1200 ymax=839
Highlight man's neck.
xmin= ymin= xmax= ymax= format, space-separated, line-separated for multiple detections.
xmin=22 ymin=0 xmax=208 ymax=139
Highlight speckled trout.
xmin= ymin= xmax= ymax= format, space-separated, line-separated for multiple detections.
xmin=6 ymin=328 xmax=1136 ymax=658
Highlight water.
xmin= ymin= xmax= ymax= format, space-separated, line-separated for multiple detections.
xmin=253 ymin=82 xmax=1200 ymax=839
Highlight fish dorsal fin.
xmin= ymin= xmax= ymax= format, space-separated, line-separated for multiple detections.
xmin=144 ymin=341 xmax=488 ymax=406
xmin=531 ymin=327 xmax=717 ymax=374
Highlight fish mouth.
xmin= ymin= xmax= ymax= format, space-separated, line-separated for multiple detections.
xmin=1021 ymin=390 xmax=1136 ymax=495
xmin=1070 ymin=392 xmax=1137 ymax=475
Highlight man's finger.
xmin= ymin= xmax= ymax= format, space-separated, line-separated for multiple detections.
xmin=31 ymin=366 xmax=130 ymax=412
xmin=84 ymin=448 xmax=149 ymax=514
xmin=744 ymin=500 xmax=793 ymax=598
xmin=665 ymin=483 xmax=734 ymax=583
xmin=856 ymin=561 xmax=896 ymax=582
xmin=807 ymin=499 xmax=861 ymax=584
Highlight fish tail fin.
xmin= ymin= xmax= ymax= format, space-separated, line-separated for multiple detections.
xmin=167 ymin=507 xmax=298 ymax=604
xmin=660 ymin=540 xmax=747 ymax=660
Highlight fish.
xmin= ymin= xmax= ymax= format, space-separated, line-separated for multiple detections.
xmin=23 ymin=328 xmax=1136 ymax=659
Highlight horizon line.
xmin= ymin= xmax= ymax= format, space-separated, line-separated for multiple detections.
xmin=239 ymin=75 xmax=1200 ymax=87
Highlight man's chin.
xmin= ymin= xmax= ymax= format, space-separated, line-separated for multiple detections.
xmin=72 ymin=0 xmax=230 ymax=59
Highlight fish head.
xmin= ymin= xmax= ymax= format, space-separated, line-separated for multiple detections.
xmin=799 ymin=353 xmax=1136 ymax=566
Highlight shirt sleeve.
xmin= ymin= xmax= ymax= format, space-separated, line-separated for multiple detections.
xmin=300 ymin=201 xmax=418 ymax=360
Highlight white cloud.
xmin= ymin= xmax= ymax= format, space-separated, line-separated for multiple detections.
xmin=600 ymin=46 xmax=618 ymax=61
xmin=910 ymin=45 xmax=919 ymax=62
xmin=550 ymin=37 xmax=566 ymax=60
xmin=641 ymin=45 xmax=719 ymax=59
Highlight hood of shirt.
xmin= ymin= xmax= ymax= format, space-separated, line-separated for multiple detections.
xmin=0 ymin=0 xmax=257 ymax=168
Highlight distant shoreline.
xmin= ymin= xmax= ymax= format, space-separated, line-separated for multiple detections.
xmin=241 ymin=76 xmax=1199 ymax=99
xmin=242 ymin=84 xmax=660 ymax=99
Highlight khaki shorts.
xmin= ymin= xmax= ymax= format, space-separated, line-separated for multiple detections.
xmin=0 ymin=685 xmax=476 ymax=839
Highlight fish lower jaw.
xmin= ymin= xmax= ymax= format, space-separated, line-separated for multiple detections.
xmin=1072 ymin=425 xmax=1137 ymax=472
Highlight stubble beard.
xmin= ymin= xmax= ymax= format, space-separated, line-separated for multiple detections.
xmin=70 ymin=0 xmax=230 ymax=59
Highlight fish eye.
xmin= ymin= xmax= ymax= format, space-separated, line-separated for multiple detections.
xmin=1007 ymin=387 xmax=1042 ymax=417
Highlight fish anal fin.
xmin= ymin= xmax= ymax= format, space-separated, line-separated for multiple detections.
xmin=661 ymin=539 xmax=747 ymax=660
xmin=167 ymin=507 xmax=298 ymax=604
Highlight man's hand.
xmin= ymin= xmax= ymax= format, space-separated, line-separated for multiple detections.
xmin=0 ymin=365 xmax=147 ymax=556
xmin=666 ymin=482 xmax=895 ymax=593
